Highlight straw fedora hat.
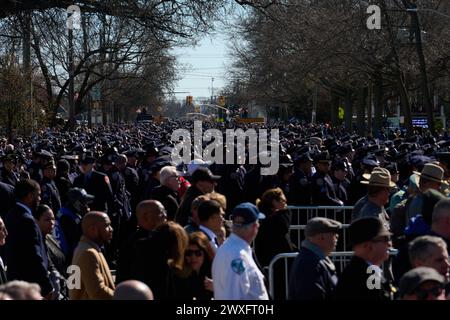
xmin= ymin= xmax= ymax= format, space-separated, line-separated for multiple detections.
xmin=361 ymin=167 xmax=396 ymax=188
xmin=413 ymin=163 xmax=444 ymax=184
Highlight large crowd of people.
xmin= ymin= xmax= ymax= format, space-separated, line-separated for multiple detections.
xmin=0 ymin=119 xmax=449 ymax=300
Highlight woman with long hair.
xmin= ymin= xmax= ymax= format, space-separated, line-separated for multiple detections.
xmin=254 ymin=188 xmax=296 ymax=266
xmin=174 ymin=232 xmax=215 ymax=300
xmin=130 ymin=221 xmax=189 ymax=300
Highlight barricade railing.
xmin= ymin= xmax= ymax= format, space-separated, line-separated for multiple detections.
xmin=268 ymin=249 xmax=398 ymax=300
xmin=289 ymin=224 xmax=350 ymax=252
xmin=287 ymin=206 xmax=354 ymax=225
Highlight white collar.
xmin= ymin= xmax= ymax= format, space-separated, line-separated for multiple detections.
xmin=199 ymin=225 xmax=217 ymax=242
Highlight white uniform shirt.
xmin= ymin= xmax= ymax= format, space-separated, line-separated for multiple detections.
xmin=212 ymin=233 xmax=269 ymax=300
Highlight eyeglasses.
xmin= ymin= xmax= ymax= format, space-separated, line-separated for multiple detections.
xmin=185 ymin=249 xmax=203 ymax=257
xmin=372 ymin=236 xmax=391 ymax=243
xmin=169 ymin=175 xmax=181 ymax=180
xmin=415 ymin=285 xmax=444 ymax=300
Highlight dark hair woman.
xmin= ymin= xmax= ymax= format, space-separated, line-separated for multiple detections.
xmin=254 ymin=188 xmax=296 ymax=299
xmin=33 ymin=204 xmax=68 ymax=299
xmin=174 ymin=231 xmax=215 ymax=300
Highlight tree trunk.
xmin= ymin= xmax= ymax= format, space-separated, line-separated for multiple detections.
xmin=357 ymin=87 xmax=366 ymax=136
xmin=330 ymin=93 xmax=339 ymax=127
xmin=373 ymin=71 xmax=383 ymax=133
xmin=404 ymin=1 xmax=435 ymax=133
xmin=397 ymin=73 xmax=413 ymax=135
xmin=344 ymin=89 xmax=353 ymax=133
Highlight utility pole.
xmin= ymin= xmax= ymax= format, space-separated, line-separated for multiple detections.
xmin=404 ymin=2 xmax=435 ymax=133
xmin=211 ymin=77 xmax=215 ymax=104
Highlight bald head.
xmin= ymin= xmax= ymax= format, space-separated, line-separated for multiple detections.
xmin=81 ymin=211 xmax=113 ymax=245
xmin=82 ymin=211 xmax=109 ymax=233
xmin=136 ymin=200 xmax=167 ymax=231
xmin=114 ymin=280 xmax=153 ymax=300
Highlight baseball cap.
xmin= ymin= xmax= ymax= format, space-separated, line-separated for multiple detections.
xmin=231 ymin=202 xmax=265 ymax=225
xmin=67 ymin=188 xmax=95 ymax=204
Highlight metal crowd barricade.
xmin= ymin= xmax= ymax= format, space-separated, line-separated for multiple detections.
xmin=287 ymin=206 xmax=354 ymax=225
xmin=268 ymin=250 xmax=398 ymax=300
xmin=289 ymin=224 xmax=351 ymax=252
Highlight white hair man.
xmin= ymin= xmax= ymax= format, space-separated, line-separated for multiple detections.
xmin=151 ymin=166 xmax=180 ymax=220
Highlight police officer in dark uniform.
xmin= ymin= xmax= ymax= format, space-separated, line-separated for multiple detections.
xmin=311 ymin=151 xmax=343 ymax=206
xmin=288 ymin=152 xmax=313 ymax=206
xmin=73 ymin=152 xmax=115 ymax=214
xmin=28 ymin=150 xmax=43 ymax=183
xmin=331 ymin=160 xmax=350 ymax=205
xmin=54 ymin=159 xmax=73 ymax=206
xmin=138 ymin=143 xmax=159 ymax=200
xmin=0 ymin=154 xmax=20 ymax=187
xmin=40 ymin=160 xmax=62 ymax=214
xmin=101 ymin=150 xmax=136 ymax=256
xmin=335 ymin=144 xmax=355 ymax=181
xmin=117 ymin=153 xmax=140 ymax=212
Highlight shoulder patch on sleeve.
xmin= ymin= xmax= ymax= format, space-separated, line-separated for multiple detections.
xmin=231 ymin=258 xmax=245 ymax=275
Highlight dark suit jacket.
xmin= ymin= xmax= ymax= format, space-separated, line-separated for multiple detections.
xmin=0 ymin=181 xmax=14 ymax=219
xmin=335 ymin=255 xmax=391 ymax=300
xmin=288 ymin=246 xmax=338 ymax=300
xmin=151 ymin=185 xmax=179 ymax=220
xmin=73 ymin=170 xmax=114 ymax=213
xmin=255 ymin=209 xmax=295 ymax=267
xmin=5 ymin=203 xmax=53 ymax=295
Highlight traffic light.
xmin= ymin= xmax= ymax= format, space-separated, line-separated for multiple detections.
xmin=186 ymin=95 xmax=193 ymax=106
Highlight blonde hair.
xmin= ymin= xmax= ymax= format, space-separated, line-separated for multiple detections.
xmin=207 ymin=192 xmax=227 ymax=210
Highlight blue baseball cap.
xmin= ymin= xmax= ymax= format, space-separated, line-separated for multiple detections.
xmin=231 ymin=202 xmax=266 ymax=225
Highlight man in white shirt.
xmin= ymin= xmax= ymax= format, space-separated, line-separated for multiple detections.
xmin=212 ymin=202 xmax=269 ymax=300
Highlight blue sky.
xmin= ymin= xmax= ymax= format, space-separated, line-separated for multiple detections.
xmin=171 ymin=32 xmax=232 ymax=100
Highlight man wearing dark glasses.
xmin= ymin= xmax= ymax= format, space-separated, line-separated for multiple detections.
xmin=399 ymin=267 xmax=446 ymax=300
xmin=336 ymin=217 xmax=394 ymax=300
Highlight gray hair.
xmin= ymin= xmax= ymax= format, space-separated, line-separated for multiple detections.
xmin=409 ymin=235 xmax=447 ymax=265
xmin=432 ymin=199 xmax=450 ymax=224
xmin=0 ymin=280 xmax=41 ymax=300
xmin=159 ymin=166 xmax=178 ymax=186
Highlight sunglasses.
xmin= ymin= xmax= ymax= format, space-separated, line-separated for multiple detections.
xmin=415 ymin=285 xmax=444 ymax=300
xmin=185 ymin=249 xmax=203 ymax=257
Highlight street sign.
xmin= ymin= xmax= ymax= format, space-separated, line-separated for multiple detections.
xmin=338 ymin=107 xmax=344 ymax=120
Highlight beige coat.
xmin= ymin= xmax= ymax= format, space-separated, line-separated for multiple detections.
xmin=69 ymin=236 xmax=115 ymax=300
